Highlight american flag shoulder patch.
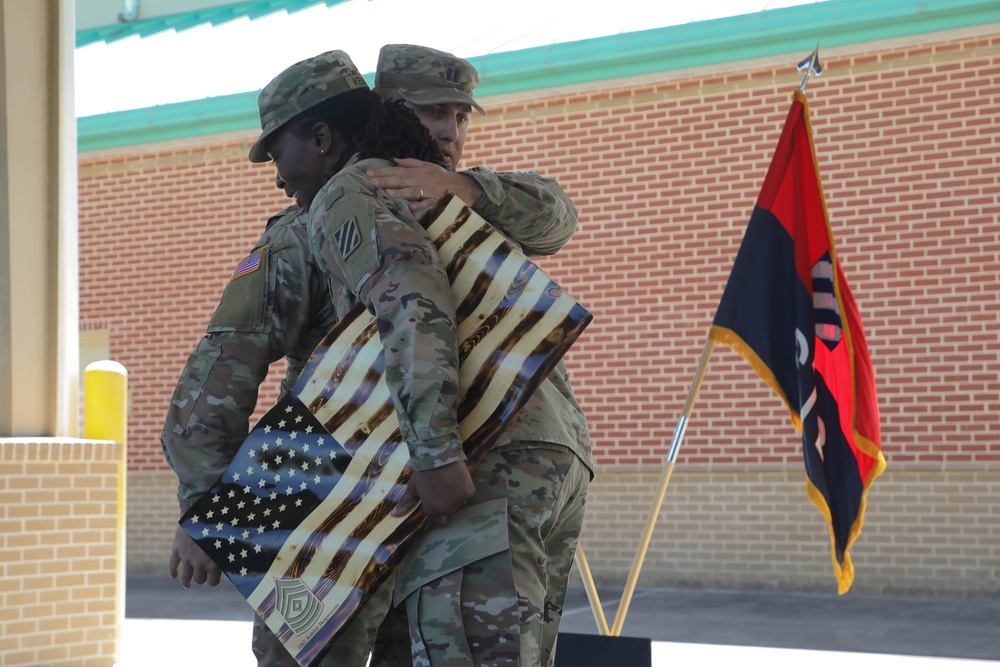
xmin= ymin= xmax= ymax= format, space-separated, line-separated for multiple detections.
xmin=334 ymin=217 xmax=361 ymax=260
xmin=232 ymin=249 xmax=264 ymax=280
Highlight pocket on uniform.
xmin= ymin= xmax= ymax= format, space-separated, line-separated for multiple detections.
xmin=394 ymin=497 xmax=508 ymax=606
xmin=401 ymin=508 xmax=521 ymax=666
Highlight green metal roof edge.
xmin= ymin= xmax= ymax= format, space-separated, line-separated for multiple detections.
xmin=469 ymin=0 xmax=1000 ymax=97
xmin=76 ymin=0 xmax=342 ymax=47
xmin=77 ymin=0 xmax=1000 ymax=153
xmin=78 ymin=91 xmax=262 ymax=153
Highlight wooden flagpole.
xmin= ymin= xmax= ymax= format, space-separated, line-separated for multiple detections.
xmin=601 ymin=50 xmax=824 ymax=637
xmin=609 ymin=338 xmax=716 ymax=636
xmin=575 ymin=543 xmax=611 ymax=635
xmin=583 ymin=49 xmax=821 ymax=638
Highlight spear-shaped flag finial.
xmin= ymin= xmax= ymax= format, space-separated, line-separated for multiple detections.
xmin=797 ymin=43 xmax=823 ymax=91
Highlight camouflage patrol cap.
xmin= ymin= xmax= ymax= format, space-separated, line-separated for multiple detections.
xmin=248 ymin=50 xmax=370 ymax=163
xmin=374 ymin=44 xmax=486 ymax=116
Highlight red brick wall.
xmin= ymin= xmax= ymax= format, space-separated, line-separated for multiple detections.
xmin=79 ymin=145 xmax=288 ymax=469
xmin=80 ymin=33 xmax=1000 ymax=474
xmin=460 ymin=35 xmax=1000 ymax=470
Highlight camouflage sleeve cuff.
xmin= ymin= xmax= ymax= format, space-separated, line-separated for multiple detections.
xmin=407 ymin=432 xmax=467 ymax=472
xmin=171 ymin=463 xmax=223 ymax=515
xmin=462 ymin=167 xmax=507 ymax=215
xmin=461 ymin=166 xmax=579 ymax=257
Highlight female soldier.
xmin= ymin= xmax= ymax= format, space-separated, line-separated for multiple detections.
xmin=163 ymin=49 xmax=471 ymax=667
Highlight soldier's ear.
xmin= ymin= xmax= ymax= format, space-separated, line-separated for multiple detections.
xmin=316 ymin=123 xmax=353 ymax=172
xmin=312 ymin=122 xmax=333 ymax=155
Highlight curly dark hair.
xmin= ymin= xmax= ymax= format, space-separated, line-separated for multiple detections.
xmin=286 ymin=89 xmax=444 ymax=167
xmin=354 ymin=99 xmax=444 ymax=166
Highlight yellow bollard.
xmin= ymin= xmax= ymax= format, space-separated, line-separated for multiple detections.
xmin=83 ymin=360 xmax=128 ymax=664
xmin=83 ymin=360 xmax=128 ymax=443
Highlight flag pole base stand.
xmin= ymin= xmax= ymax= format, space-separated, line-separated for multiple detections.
xmin=554 ymin=633 xmax=652 ymax=667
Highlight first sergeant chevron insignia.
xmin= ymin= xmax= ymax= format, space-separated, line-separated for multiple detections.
xmin=274 ymin=578 xmax=325 ymax=634
xmin=334 ymin=217 xmax=361 ymax=259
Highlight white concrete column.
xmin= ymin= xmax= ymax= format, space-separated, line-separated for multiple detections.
xmin=0 ymin=0 xmax=79 ymax=437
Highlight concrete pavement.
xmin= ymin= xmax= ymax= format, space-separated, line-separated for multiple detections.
xmin=120 ymin=574 xmax=1000 ymax=666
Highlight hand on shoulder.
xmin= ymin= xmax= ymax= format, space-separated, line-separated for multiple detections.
xmin=367 ymin=158 xmax=484 ymax=212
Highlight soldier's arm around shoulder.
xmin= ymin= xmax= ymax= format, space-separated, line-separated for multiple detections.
xmin=462 ymin=166 xmax=578 ymax=256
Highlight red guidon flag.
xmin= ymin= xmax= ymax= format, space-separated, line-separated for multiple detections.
xmin=709 ymin=90 xmax=886 ymax=593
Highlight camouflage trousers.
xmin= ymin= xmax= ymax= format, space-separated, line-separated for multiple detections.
xmin=252 ymin=444 xmax=589 ymax=667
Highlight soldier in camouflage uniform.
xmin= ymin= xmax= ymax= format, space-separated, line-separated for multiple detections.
xmin=162 ymin=49 xmax=460 ymax=666
xmin=162 ymin=51 xmax=375 ymax=591
xmin=162 ymin=202 xmax=336 ymax=586
xmin=362 ymin=45 xmax=596 ymax=667
xmin=367 ymin=44 xmax=578 ymax=258
xmin=163 ymin=48 xmax=590 ymax=667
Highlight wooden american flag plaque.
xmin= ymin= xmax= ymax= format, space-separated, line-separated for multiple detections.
xmin=180 ymin=195 xmax=592 ymax=666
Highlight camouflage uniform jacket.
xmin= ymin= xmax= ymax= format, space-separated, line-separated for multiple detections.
xmin=310 ymin=157 xmax=595 ymax=477
xmin=309 ymin=156 xmax=463 ymax=472
xmin=161 ymin=206 xmax=338 ymax=513
xmin=162 ymin=161 xmax=592 ymax=511
xmin=463 ymin=166 xmax=578 ymax=257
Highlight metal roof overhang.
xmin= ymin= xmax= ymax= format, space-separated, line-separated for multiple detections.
xmin=76 ymin=0 xmax=340 ymax=46
xmin=75 ymin=0 xmax=1000 ymax=152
